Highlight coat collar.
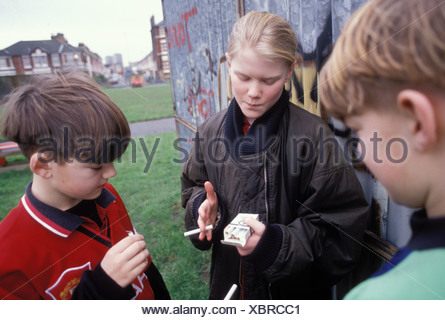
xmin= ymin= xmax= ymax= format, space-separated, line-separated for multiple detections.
xmin=406 ymin=209 xmax=445 ymax=250
xmin=224 ymin=89 xmax=289 ymax=156
xmin=22 ymin=181 xmax=116 ymax=238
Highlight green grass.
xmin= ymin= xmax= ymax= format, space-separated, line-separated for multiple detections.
xmin=0 ymin=166 xmax=32 ymax=214
xmin=0 ymin=132 xmax=211 ymax=299
xmin=103 ymin=85 xmax=175 ymax=123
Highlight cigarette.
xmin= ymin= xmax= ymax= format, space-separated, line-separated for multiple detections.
xmin=184 ymin=225 xmax=213 ymax=237
xmin=224 ymin=284 xmax=238 ymax=300
xmin=224 ymin=225 xmax=235 ymax=235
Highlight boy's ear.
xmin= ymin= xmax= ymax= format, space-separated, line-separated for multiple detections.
xmin=225 ymin=53 xmax=231 ymax=70
xmin=397 ymin=89 xmax=437 ymax=151
xmin=29 ymin=153 xmax=53 ymax=179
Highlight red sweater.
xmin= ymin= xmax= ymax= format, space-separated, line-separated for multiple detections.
xmin=0 ymin=182 xmax=155 ymax=300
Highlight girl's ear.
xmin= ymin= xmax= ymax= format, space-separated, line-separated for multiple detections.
xmin=29 ymin=153 xmax=53 ymax=179
xmin=397 ymin=89 xmax=437 ymax=152
xmin=285 ymin=60 xmax=296 ymax=83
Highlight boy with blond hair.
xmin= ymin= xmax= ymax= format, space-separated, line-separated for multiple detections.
xmin=182 ymin=11 xmax=368 ymax=299
xmin=320 ymin=0 xmax=445 ymax=299
xmin=0 ymin=72 xmax=170 ymax=299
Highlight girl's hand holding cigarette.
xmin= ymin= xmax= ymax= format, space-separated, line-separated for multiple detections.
xmin=197 ymin=181 xmax=218 ymax=241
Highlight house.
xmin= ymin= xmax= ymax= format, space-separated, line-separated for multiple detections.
xmin=128 ymin=52 xmax=157 ymax=83
xmin=103 ymin=53 xmax=124 ymax=78
xmin=0 ymin=33 xmax=103 ymax=77
xmin=150 ymin=16 xmax=170 ymax=81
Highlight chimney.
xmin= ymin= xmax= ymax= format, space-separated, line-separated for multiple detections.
xmin=51 ymin=33 xmax=68 ymax=44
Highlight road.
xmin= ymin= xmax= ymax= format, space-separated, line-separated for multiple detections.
xmin=130 ymin=117 xmax=175 ymax=137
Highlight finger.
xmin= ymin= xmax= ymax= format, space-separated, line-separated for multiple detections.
xmin=112 ymin=234 xmax=145 ymax=254
xmin=206 ymin=228 xmax=213 ymax=241
xmin=197 ymin=215 xmax=208 ymax=241
xmin=243 ymin=218 xmax=265 ymax=234
xmin=120 ymin=238 xmax=147 ymax=262
xmin=198 ymin=200 xmax=210 ymax=221
xmin=125 ymin=248 xmax=150 ymax=273
xmin=117 ymin=250 xmax=150 ymax=287
xmin=204 ymin=181 xmax=217 ymax=203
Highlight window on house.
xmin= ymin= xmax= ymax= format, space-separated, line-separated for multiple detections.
xmin=22 ymin=55 xmax=32 ymax=68
xmin=64 ymin=53 xmax=76 ymax=65
xmin=160 ymin=39 xmax=168 ymax=52
xmin=0 ymin=57 xmax=10 ymax=69
xmin=52 ymin=54 xmax=61 ymax=67
xmin=32 ymin=50 xmax=48 ymax=68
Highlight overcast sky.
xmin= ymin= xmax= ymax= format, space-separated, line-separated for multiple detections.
xmin=0 ymin=0 xmax=164 ymax=66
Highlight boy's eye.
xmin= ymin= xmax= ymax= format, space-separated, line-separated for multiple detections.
xmin=91 ymin=166 xmax=102 ymax=171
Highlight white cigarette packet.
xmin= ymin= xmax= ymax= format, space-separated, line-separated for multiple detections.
xmin=221 ymin=213 xmax=259 ymax=247
xmin=184 ymin=225 xmax=213 ymax=237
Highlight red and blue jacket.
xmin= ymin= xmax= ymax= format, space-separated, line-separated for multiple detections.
xmin=0 ymin=182 xmax=169 ymax=300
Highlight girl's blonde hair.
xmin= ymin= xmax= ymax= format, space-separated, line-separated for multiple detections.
xmin=320 ymin=0 xmax=445 ymax=120
xmin=227 ymin=11 xmax=298 ymax=69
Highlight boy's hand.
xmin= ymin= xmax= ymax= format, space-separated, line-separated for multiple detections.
xmin=101 ymin=234 xmax=149 ymax=288
xmin=197 ymin=181 xmax=218 ymax=241
xmin=237 ymin=218 xmax=266 ymax=256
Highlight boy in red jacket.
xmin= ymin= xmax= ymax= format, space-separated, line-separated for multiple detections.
xmin=0 ymin=72 xmax=170 ymax=299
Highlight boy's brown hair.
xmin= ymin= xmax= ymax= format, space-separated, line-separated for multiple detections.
xmin=320 ymin=0 xmax=445 ymax=120
xmin=1 ymin=71 xmax=130 ymax=163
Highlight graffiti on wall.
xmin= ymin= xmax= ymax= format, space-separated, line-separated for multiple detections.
xmin=167 ymin=6 xmax=198 ymax=52
xmin=286 ymin=12 xmax=333 ymax=122
xmin=182 ymin=65 xmax=215 ymax=120
xmin=166 ymin=6 xmax=218 ymax=126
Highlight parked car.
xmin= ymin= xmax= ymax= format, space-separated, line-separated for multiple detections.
xmin=108 ymin=74 xmax=120 ymax=85
xmin=131 ymin=75 xmax=145 ymax=87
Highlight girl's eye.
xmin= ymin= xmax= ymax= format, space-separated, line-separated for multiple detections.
xmin=92 ymin=166 xmax=102 ymax=171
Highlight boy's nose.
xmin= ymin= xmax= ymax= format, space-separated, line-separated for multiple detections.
xmin=248 ymin=82 xmax=262 ymax=98
xmin=103 ymin=163 xmax=117 ymax=179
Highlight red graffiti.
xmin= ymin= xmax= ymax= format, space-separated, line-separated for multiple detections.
xmin=167 ymin=6 xmax=198 ymax=52
xmin=187 ymin=87 xmax=214 ymax=120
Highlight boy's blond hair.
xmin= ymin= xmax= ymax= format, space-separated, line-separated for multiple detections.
xmin=320 ymin=0 xmax=445 ymax=120
xmin=227 ymin=11 xmax=298 ymax=69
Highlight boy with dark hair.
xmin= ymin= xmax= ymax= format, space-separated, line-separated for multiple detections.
xmin=320 ymin=0 xmax=445 ymax=299
xmin=0 ymin=72 xmax=170 ymax=299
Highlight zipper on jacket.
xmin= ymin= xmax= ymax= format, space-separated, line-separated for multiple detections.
xmin=264 ymin=151 xmax=273 ymax=299
xmin=263 ymin=152 xmax=270 ymax=223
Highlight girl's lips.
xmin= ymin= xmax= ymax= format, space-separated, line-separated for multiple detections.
xmin=245 ymin=102 xmax=261 ymax=108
